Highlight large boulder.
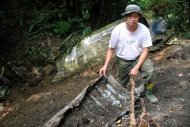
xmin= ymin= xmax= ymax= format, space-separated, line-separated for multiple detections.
xmin=53 ymin=20 xmax=123 ymax=82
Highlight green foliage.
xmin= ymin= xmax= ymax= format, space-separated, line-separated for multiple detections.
xmin=27 ymin=43 xmax=51 ymax=65
xmin=128 ymin=0 xmax=147 ymax=9
xmin=82 ymin=26 xmax=92 ymax=36
xmin=53 ymin=21 xmax=71 ymax=35
xmin=129 ymin=0 xmax=189 ymax=34
xmin=27 ymin=9 xmax=53 ymax=41
xmin=1 ymin=0 xmax=189 ymax=67
xmin=82 ymin=9 xmax=90 ymax=20
xmin=59 ymin=32 xmax=82 ymax=55
xmin=26 ymin=1 xmax=93 ymax=38
xmin=143 ymin=0 xmax=187 ymax=30
xmin=25 ymin=1 xmax=94 ymax=63
xmin=67 ymin=17 xmax=92 ymax=36
xmin=0 ymin=9 xmax=12 ymax=38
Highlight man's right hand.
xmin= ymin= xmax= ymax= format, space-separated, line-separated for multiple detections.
xmin=99 ymin=65 xmax=107 ymax=76
xmin=99 ymin=48 xmax=114 ymax=76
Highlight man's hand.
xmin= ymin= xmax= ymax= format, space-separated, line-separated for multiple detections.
xmin=130 ymin=48 xmax=148 ymax=76
xmin=129 ymin=66 xmax=139 ymax=76
xmin=99 ymin=65 xmax=107 ymax=76
xmin=99 ymin=48 xmax=114 ymax=76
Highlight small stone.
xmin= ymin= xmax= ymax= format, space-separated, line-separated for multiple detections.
xmin=116 ymin=119 xmax=122 ymax=124
xmin=116 ymin=124 xmax=122 ymax=127
xmin=181 ymin=53 xmax=187 ymax=60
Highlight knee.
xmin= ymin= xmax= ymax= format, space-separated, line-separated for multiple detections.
xmin=141 ymin=59 xmax=154 ymax=73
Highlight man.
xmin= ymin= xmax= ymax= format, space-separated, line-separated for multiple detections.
xmin=99 ymin=4 xmax=158 ymax=103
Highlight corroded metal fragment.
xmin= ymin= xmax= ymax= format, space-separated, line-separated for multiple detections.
xmin=43 ymin=75 xmax=131 ymax=127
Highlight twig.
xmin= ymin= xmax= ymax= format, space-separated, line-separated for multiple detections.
xmin=130 ymin=77 xmax=136 ymax=127
xmin=139 ymin=98 xmax=160 ymax=127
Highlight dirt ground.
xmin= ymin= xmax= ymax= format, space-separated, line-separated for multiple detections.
xmin=0 ymin=40 xmax=190 ymax=127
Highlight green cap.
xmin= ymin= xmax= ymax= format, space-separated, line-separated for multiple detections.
xmin=121 ymin=4 xmax=142 ymax=17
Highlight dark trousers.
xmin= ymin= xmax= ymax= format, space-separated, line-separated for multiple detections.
xmin=116 ymin=56 xmax=155 ymax=87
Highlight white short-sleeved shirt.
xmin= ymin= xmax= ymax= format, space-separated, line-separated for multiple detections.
xmin=109 ymin=22 xmax=152 ymax=60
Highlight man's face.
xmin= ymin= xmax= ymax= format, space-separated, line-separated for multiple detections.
xmin=126 ymin=12 xmax=140 ymax=26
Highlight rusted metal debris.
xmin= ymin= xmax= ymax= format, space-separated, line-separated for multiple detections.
xmin=43 ymin=75 xmax=160 ymax=127
xmin=43 ymin=75 xmax=131 ymax=127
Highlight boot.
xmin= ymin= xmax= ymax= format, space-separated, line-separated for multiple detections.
xmin=146 ymin=83 xmax=158 ymax=103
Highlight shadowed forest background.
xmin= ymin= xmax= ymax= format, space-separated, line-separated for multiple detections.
xmin=0 ymin=0 xmax=189 ymax=68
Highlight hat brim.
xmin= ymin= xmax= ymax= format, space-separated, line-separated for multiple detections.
xmin=121 ymin=11 xmax=142 ymax=17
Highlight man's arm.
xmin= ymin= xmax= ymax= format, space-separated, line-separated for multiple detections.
xmin=99 ymin=48 xmax=114 ymax=76
xmin=130 ymin=47 xmax=149 ymax=76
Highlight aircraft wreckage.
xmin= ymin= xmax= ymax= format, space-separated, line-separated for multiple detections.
xmin=43 ymin=75 xmax=160 ymax=127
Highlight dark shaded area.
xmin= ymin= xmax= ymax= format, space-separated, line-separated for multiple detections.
xmin=0 ymin=0 xmax=128 ymax=64
xmin=0 ymin=0 xmax=189 ymax=69
xmin=0 ymin=0 xmax=129 ymax=88
xmin=139 ymin=16 xmax=149 ymax=28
